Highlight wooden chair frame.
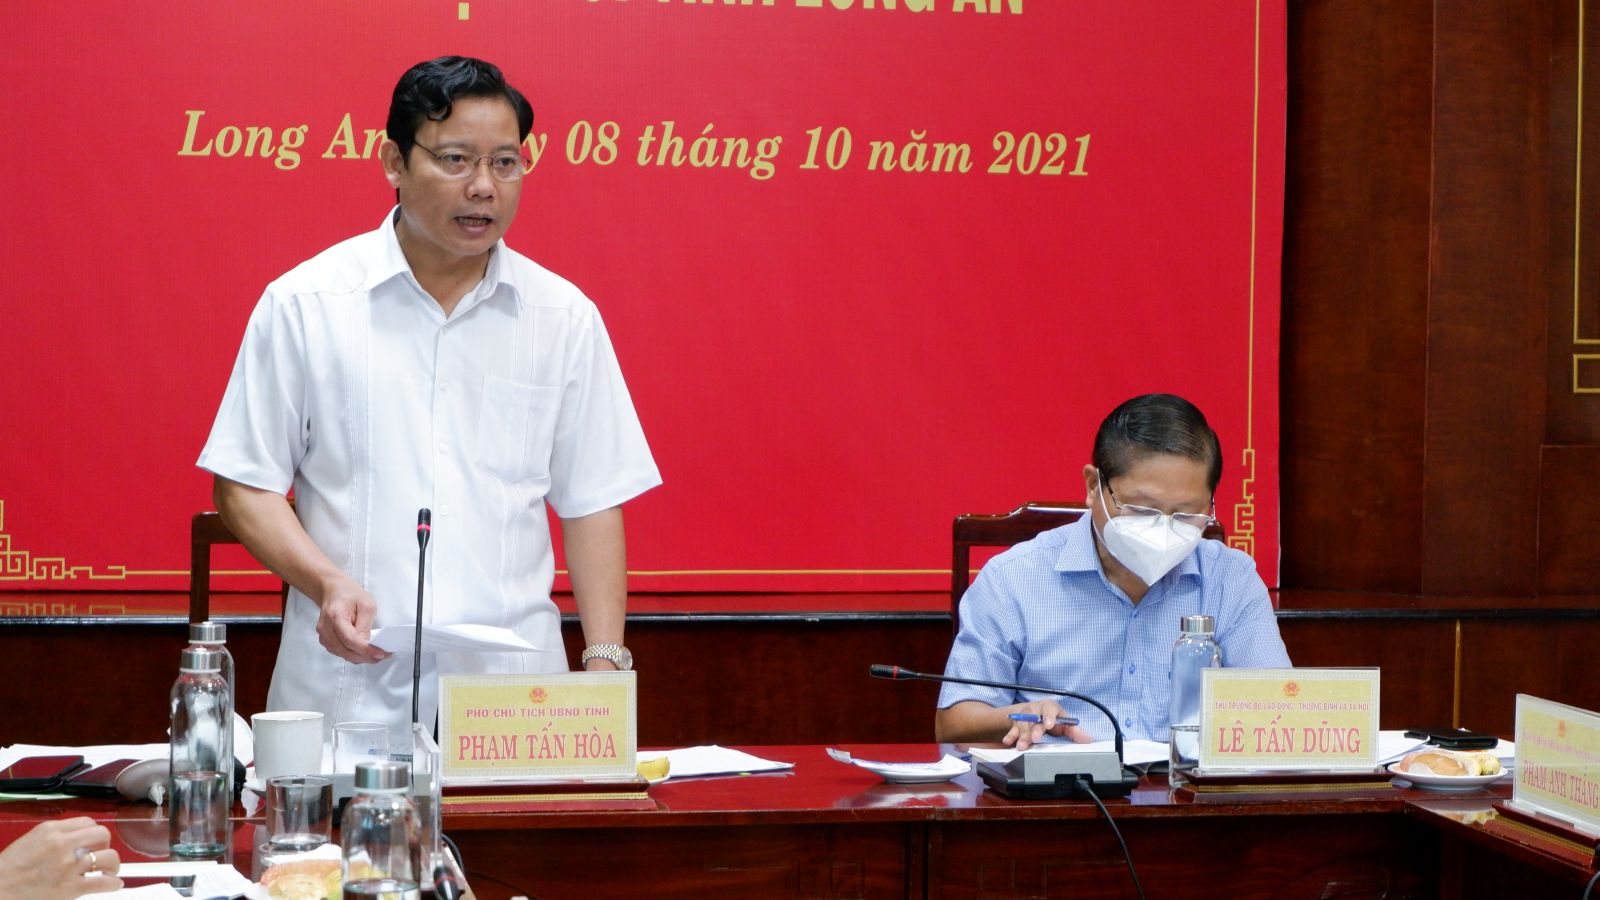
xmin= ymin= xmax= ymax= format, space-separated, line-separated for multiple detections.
xmin=189 ymin=510 xmax=287 ymax=623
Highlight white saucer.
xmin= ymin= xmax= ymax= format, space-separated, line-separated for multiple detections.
xmin=1387 ymin=762 xmax=1508 ymax=791
xmin=827 ymin=748 xmax=972 ymax=784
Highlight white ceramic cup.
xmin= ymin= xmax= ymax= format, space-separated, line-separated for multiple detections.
xmin=250 ymin=711 xmax=324 ymax=782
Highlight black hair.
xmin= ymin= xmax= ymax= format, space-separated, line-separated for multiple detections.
xmin=1091 ymin=393 xmax=1223 ymax=493
xmin=386 ymin=56 xmax=534 ymax=162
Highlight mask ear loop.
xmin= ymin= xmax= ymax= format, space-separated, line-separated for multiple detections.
xmin=1090 ymin=472 xmax=1114 ymax=549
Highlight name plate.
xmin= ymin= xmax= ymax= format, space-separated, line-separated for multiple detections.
xmin=1198 ymin=668 xmax=1379 ymax=770
xmin=438 ymin=672 xmax=636 ymax=783
xmin=1512 ymin=694 xmax=1600 ymax=834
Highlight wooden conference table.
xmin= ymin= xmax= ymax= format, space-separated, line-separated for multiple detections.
xmin=2 ymin=745 xmax=1594 ymax=900
xmin=442 ymin=744 xmax=1597 ymax=899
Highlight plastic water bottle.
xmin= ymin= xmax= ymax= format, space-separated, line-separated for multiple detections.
xmin=342 ymin=760 xmax=421 ymax=899
xmin=187 ymin=622 xmax=234 ymax=794
xmin=169 ymin=647 xmax=231 ymax=857
xmin=1168 ymin=614 xmax=1222 ymax=787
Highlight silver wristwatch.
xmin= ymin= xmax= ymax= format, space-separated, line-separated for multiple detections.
xmin=580 ymin=643 xmax=633 ymax=671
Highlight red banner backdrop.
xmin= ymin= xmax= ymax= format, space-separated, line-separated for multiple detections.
xmin=1 ymin=0 xmax=1285 ymax=595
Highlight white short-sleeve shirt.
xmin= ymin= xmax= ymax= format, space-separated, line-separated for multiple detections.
xmin=198 ymin=209 xmax=661 ymax=740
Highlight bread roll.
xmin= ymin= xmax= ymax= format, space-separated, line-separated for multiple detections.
xmin=1398 ymin=748 xmax=1502 ymax=777
xmin=1400 ymin=750 xmax=1466 ymax=776
xmin=260 ymin=859 xmax=340 ymax=900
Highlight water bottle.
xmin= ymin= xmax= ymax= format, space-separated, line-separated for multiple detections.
xmin=187 ymin=621 xmax=235 ymax=714
xmin=1168 ymin=614 xmax=1222 ymax=787
xmin=170 ymin=647 xmax=231 ymax=857
xmin=342 ymin=760 xmax=421 ymax=899
xmin=187 ymin=622 xmax=234 ymax=795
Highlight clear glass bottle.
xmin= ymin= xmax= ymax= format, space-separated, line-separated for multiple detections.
xmin=187 ymin=621 xmax=235 ymax=712
xmin=187 ymin=621 xmax=234 ymax=795
xmin=1168 ymin=614 xmax=1222 ymax=788
xmin=169 ymin=647 xmax=231 ymax=857
xmin=342 ymin=760 xmax=421 ymax=899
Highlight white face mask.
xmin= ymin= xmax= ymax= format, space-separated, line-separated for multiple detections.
xmin=1094 ymin=483 xmax=1206 ymax=586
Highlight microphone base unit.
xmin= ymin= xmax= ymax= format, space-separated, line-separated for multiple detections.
xmin=974 ymin=750 xmax=1140 ymax=800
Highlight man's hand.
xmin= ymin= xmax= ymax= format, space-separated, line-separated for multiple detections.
xmin=214 ymin=477 xmax=390 ymax=664
xmin=314 ymin=575 xmax=391 ymax=664
xmin=1002 ymin=699 xmax=1094 ymax=750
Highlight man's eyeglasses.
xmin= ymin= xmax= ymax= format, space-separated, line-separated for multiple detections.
xmin=413 ymin=142 xmax=529 ymax=182
xmin=1099 ymin=474 xmax=1217 ymax=530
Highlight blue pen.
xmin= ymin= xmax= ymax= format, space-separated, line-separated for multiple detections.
xmin=1009 ymin=713 xmax=1079 ymax=726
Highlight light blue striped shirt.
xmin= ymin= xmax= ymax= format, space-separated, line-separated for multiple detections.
xmin=939 ymin=514 xmax=1290 ymax=742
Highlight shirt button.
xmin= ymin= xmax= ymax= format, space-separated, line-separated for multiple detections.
xmin=1128 ymin=664 xmax=1136 ymax=674
xmin=439 ymin=383 xmax=451 ymax=393
xmin=1124 ymin=718 xmax=1133 ymax=728
xmin=437 ymin=442 xmax=447 ymax=453
xmin=440 ymin=505 xmax=451 ymax=516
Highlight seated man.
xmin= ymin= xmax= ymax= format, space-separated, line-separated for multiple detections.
xmin=936 ymin=393 xmax=1289 ymax=749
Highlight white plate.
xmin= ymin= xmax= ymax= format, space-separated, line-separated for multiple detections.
xmin=113 ymin=758 xmax=168 ymax=802
xmin=1387 ymin=762 xmax=1508 ymax=791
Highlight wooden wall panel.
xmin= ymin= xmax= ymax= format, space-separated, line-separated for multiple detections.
xmin=1280 ymin=0 xmax=1432 ymax=592
xmin=1459 ymin=617 xmax=1600 ymax=734
xmin=1547 ymin=0 xmax=1600 ymax=442
xmin=1538 ymin=445 xmax=1600 ymax=593
xmin=1422 ymin=0 xmax=1553 ymax=596
xmin=1278 ymin=618 xmax=1455 ymax=729
xmin=1283 ymin=1 xmax=1596 ymax=603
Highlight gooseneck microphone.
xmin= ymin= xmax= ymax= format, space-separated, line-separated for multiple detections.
xmin=869 ymin=664 xmax=1139 ymax=799
xmin=412 ymin=509 xmax=432 ymax=728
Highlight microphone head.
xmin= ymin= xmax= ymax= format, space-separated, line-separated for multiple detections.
xmin=869 ymin=664 xmax=904 ymax=680
xmin=432 ymin=865 xmax=462 ymax=900
xmin=416 ymin=508 xmax=432 ymax=548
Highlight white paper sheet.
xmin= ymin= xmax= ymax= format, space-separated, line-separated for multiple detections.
xmin=369 ymin=623 xmax=542 ymax=654
xmin=82 ymin=862 xmax=252 ymax=900
xmin=1 ymin=743 xmax=170 ymax=772
xmin=635 ymin=745 xmax=793 ymax=779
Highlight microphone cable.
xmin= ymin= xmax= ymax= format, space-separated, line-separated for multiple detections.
xmin=1073 ymin=777 xmax=1146 ymax=900
xmin=1582 ymin=866 xmax=1600 ymax=900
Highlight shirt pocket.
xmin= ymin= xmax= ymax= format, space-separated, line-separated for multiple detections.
xmin=474 ymin=375 xmax=561 ymax=484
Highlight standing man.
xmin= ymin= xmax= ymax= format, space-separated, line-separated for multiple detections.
xmin=936 ymin=394 xmax=1288 ymax=748
xmin=199 ymin=57 xmax=660 ymax=741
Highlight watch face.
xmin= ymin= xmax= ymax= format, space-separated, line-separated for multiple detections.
xmin=616 ymin=647 xmax=633 ymax=670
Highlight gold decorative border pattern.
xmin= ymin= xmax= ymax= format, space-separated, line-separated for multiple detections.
xmin=1229 ymin=448 xmax=1258 ymax=558
xmin=0 ymin=501 xmax=133 ymax=582
xmin=1576 ymin=354 xmax=1600 ymax=393
xmin=0 ymin=598 xmax=133 ymax=616
xmin=1229 ymin=0 xmax=1262 ymax=562
xmin=1577 ymin=0 xmax=1599 ymax=392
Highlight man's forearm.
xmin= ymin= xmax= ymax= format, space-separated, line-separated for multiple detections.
xmin=935 ymin=700 xmax=1011 ymax=743
xmin=212 ymin=476 xmax=346 ymax=606
xmin=561 ymin=506 xmax=628 ymax=657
